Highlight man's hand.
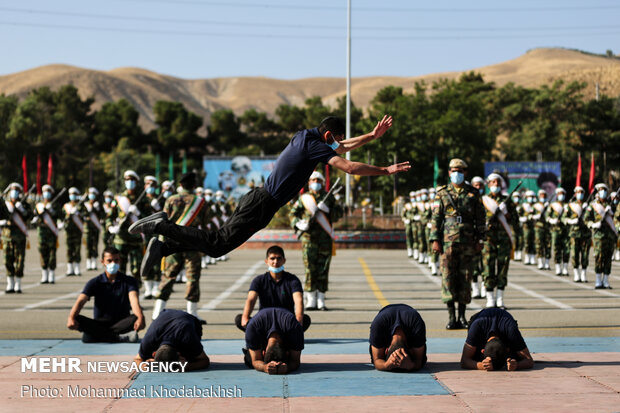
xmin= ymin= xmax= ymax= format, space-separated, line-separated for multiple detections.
xmin=263 ymin=361 xmax=281 ymax=375
xmin=507 ymin=358 xmax=518 ymax=371
xmin=371 ymin=115 xmax=393 ymax=140
xmin=45 ymin=204 xmax=54 ymax=212
xmin=295 ymin=220 xmax=309 ymax=232
xmin=67 ymin=316 xmax=79 ymax=330
xmin=150 ymin=199 xmax=160 ymax=210
xmin=241 ymin=315 xmax=250 ymax=328
xmin=480 ymin=356 xmax=494 ymax=371
xmin=57 ymin=221 xmax=65 ymax=230
xmin=432 ymin=240 xmax=443 ymax=254
xmin=108 ymin=225 xmax=120 ymax=234
xmin=128 ymin=205 xmax=140 ymax=216
xmin=591 ymin=222 xmax=601 ymax=229
xmin=317 ymin=201 xmax=330 ymax=213
xmin=386 ymin=161 xmax=411 ymax=175
xmin=134 ymin=316 xmax=145 ymax=331
xmin=548 ymin=218 xmax=558 ymax=225
xmin=499 ymin=202 xmax=508 ymax=215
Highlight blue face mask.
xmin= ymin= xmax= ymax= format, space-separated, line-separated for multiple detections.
xmin=125 ymin=180 xmax=136 ymax=190
xmin=88 ymin=194 xmax=96 ymax=201
xmin=599 ymin=190 xmax=607 ymax=199
xmin=69 ymin=194 xmax=79 ymax=202
xmin=429 ymin=193 xmax=435 ymax=200
xmin=527 ymin=197 xmax=534 ymax=203
xmin=268 ymin=265 xmax=284 ymax=273
xmin=106 ymin=262 xmax=119 ymax=275
xmin=309 ymin=182 xmax=322 ymax=192
xmin=204 ymin=195 xmax=212 ymax=202
xmin=478 ymin=188 xmax=484 ymax=195
xmin=146 ymin=187 xmax=156 ymax=195
xmin=43 ymin=192 xmax=52 ymax=200
xmin=576 ymin=193 xmax=584 ymax=201
xmin=489 ymin=186 xmax=500 ymax=194
xmin=105 ymin=197 xmax=113 ymax=204
xmin=450 ymin=171 xmax=464 ymax=185
xmin=421 ymin=195 xmax=428 ymax=201
xmin=9 ymin=189 xmax=19 ymax=199
xmin=327 ymin=134 xmax=340 ymax=151
xmin=557 ymin=194 xmax=565 ymax=202
xmin=163 ymin=191 xmax=172 ymax=198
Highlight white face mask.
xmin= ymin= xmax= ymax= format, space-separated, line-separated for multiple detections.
xmin=489 ymin=186 xmax=500 ymax=194
xmin=309 ymin=182 xmax=322 ymax=192
xmin=557 ymin=194 xmax=565 ymax=202
xmin=598 ymin=190 xmax=607 ymax=199
xmin=125 ymin=180 xmax=136 ymax=190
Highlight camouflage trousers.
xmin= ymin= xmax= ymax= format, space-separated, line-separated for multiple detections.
xmin=482 ymin=236 xmax=512 ymax=290
xmin=411 ymin=223 xmax=420 ymax=250
xmin=570 ymin=237 xmax=591 ymax=269
xmin=66 ymin=232 xmax=82 ymax=263
xmin=157 ymin=251 xmax=201 ymax=302
xmin=593 ymin=237 xmax=616 ymax=274
xmin=102 ymin=228 xmax=113 ymax=247
xmin=472 ymin=255 xmax=483 ymax=282
xmin=84 ymin=229 xmax=100 ymax=259
xmin=405 ymin=224 xmax=414 ymax=250
xmin=417 ymin=222 xmax=428 ymax=254
xmin=535 ymin=226 xmax=551 ymax=259
xmin=513 ymin=228 xmax=523 ymax=252
xmin=551 ymin=229 xmax=570 ymax=264
xmin=114 ymin=242 xmax=143 ymax=283
xmin=302 ymin=238 xmax=332 ymax=293
xmin=440 ymin=243 xmax=474 ymax=304
xmin=523 ymin=226 xmax=536 ymax=254
xmin=38 ymin=237 xmax=57 ymax=270
xmin=426 ymin=226 xmax=439 ymax=264
xmin=3 ymin=238 xmax=26 ymax=277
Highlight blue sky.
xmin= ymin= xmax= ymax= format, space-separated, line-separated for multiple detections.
xmin=1 ymin=0 xmax=618 ymax=79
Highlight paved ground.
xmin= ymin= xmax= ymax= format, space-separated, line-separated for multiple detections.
xmin=1 ymin=231 xmax=620 ymax=412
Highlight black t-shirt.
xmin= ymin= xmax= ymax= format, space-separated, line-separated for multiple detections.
xmin=263 ymin=128 xmax=337 ymax=208
xmin=245 ymin=307 xmax=304 ymax=352
xmin=81 ymin=272 xmax=138 ymax=321
xmin=249 ymin=271 xmax=303 ymax=313
xmin=369 ymin=304 xmax=426 ymax=349
xmin=139 ymin=309 xmax=204 ymax=360
xmin=466 ymin=308 xmax=527 ymax=360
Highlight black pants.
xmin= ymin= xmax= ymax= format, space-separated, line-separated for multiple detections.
xmin=235 ymin=313 xmax=311 ymax=332
xmin=160 ymin=188 xmax=280 ymax=258
xmin=76 ymin=314 xmax=137 ymax=343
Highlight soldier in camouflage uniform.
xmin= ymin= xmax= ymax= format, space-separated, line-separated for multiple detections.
xmin=142 ymin=175 xmax=163 ymax=299
xmin=520 ymin=190 xmax=538 ymax=265
xmin=532 ymin=189 xmax=551 ymax=270
xmin=151 ymin=172 xmax=208 ymax=323
xmin=430 ymin=159 xmax=486 ymax=329
xmin=427 ymin=187 xmax=440 ymax=275
xmin=83 ymin=187 xmax=103 ymax=271
xmin=545 ymin=187 xmax=570 ymax=276
xmin=61 ymin=187 xmax=86 ymax=276
xmin=416 ymin=189 xmax=430 ymax=264
xmin=470 ymin=176 xmax=486 ymax=298
xmin=1 ymin=183 xmax=33 ymax=293
xmin=612 ymin=191 xmax=620 ymax=261
xmin=510 ymin=191 xmax=524 ymax=261
xmin=584 ymin=183 xmax=617 ymax=289
xmin=402 ymin=191 xmax=416 ymax=258
xmin=563 ymin=186 xmax=591 ymax=282
xmin=102 ymin=190 xmax=115 ymax=247
xmin=33 ymin=185 xmax=60 ymax=284
xmin=290 ymin=171 xmax=343 ymax=311
xmin=481 ymin=173 xmax=518 ymax=309
xmin=106 ymin=170 xmax=149 ymax=286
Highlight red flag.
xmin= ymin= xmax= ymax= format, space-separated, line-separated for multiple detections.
xmin=22 ymin=155 xmax=28 ymax=190
xmin=47 ymin=154 xmax=53 ymax=185
xmin=36 ymin=154 xmax=42 ymax=195
xmin=575 ymin=153 xmax=582 ymax=188
xmin=588 ymin=153 xmax=595 ymax=194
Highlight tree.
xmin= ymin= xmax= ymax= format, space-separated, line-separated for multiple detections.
xmin=93 ymin=99 xmax=143 ymax=151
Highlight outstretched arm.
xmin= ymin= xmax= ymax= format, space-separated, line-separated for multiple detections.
xmin=328 ymin=156 xmax=410 ymax=176
xmin=335 ymin=115 xmax=393 ymax=154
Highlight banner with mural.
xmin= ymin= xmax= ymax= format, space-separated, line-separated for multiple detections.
xmin=484 ymin=161 xmax=562 ymax=196
xmin=202 ymin=156 xmax=277 ymax=200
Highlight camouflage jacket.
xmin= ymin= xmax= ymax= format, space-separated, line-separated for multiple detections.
xmin=289 ymin=189 xmax=343 ymax=242
xmin=583 ymin=200 xmax=618 ymax=241
xmin=106 ymin=190 xmax=150 ymax=245
xmin=544 ymin=201 xmax=568 ymax=232
xmin=563 ymin=201 xmax=591 ymax=239
xmin=163 ymin=190 xmax=208 ymax=231
xmin=401 ymin=202 xmax=417 ymax=228
xmin=430 ymin=183 xmax=485 ymax=245
xmin=83 ymin=201 xmax=104 ymax=233
xmin=33 ymin=201 xmax=60 ymax=240
xmin=481 ymin=193 xmax=518 ymax=241
xmin=61 ymin=201 xmax=87 ymax=236
xmin=532 ymin=202 xmax=549 ymax=229
xmin=1 ymin=200 xmax=33 ymax=241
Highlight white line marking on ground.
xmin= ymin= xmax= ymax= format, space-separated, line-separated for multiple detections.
xmin=200 ymin=260 xmax=263 ymax=311
xmin=13 ymin=291 xmax=80 ymax=312
xmin=508 ymin=281 xmax=573 ymax=309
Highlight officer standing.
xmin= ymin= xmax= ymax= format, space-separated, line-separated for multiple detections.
xmin=290 ymin=171 xmax=343 ymax=311
xmin=417 ymin=189 xmax=430 ymax=264
xmin=102 ymin=190 xmax=115 ymax=247
xmin=546 ymin=187 xmax=570 ymax=276
xmin=402 ymin=191 xmax=416 ymax=258
xmin=1 ymin=183 xmax=32 ymax=293
xmin=83 ymin=187 xmax=103 ymax=271
xmin=533 ymin=189 xmax=552 ymax=270
xmin=521 ymin=190 xmax=538 ymax=265
xmin=510 ymin=191 xmax=524 ymax=262
xmin=427 ymin=187 xmax=440 ymax=275
xmin=61 ymin=187 xmax=85 ymax=276
xmin=564 ymin=186 xmax=591 ymax=282
xmin=430 ymin=159 xmax=486 ymax=329
xmin=584 ymin=183 xmax=617 ymax=289
xmin=151 ymin=172 xmax=209 ymax=323
xmin=470 ymin=176 xmax=486 ymax=299
xmin=33 ymin=185 xmax=60 ymax=284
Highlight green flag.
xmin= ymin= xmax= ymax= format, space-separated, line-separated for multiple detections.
xmin=182 ymin=151 xmax=187 ymax=174
xmin=168 ymin=153 xmax=174 ymax=181
xmin=433 ymin=155 xmax=439 ymax=187
xmin=155 ymin=153 xmax=161 ymax=182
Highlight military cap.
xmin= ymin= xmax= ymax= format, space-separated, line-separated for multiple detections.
xmin=595 ymin=183 xmax=608 ymax=191
xmin=9 ymin=182 xmax=23 ymax=191
xmin=42 ymin=184 xmax=54 ymax=193
xmin=471 ymin=176 xmax=484 ymax=185
xmin=162 ymin=180 xmax=173 ymax=190
xmin=123 ymin=170 xmax=139 ymax=180
xmin=88 ymin=187 xmax=99 ymax=195
xmin=68 ymin=187 xmax=80 ymax=195
xmin=310 ymin=171 xmax=325 ymax=182
xmin=144 ymin=175 xmax=158 ymax=185
xmin=179 ymin=172 xmax=197 ymax=186
xmin=555 ymin=187 xmax=566 ymax=194
xmin=574 ymin=186 xmax=584 ymax=193
xmin=449 ymin=158 xmax=468 ymax=169
xmin=103 ymin=190 xmax=114 ymax=197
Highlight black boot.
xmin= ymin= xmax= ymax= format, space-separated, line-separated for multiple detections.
xmin=458 ymin=303 xmax=468 ymax=329
xmin=446 ymin=302 xmax=458 ymax=330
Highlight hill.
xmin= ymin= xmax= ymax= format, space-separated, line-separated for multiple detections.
xmin=1 ymin=48 xmax=618 ymax=132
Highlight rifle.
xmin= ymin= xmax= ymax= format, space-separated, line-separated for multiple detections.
xmin=493 ymin=181 xmax=523 ymax=218
xmin=50 ymin=188 xmax=67 ymax=206
xmin=18 ymin=184 xmax=36 ymax=204
xmin=2 ymin=184 xmax=11 ymax=196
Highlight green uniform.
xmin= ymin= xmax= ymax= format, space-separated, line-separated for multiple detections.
xmin=62 ymin=202 xmax=86 ymax=264
xmin=290 ymin=189 xmax=343 ymax=293
xmin=157 ymin=190 xmax=209 ymax=302
xmin=511 ymin=201 xmax=524 ymax=258
xmin=416 ymin=201 xmax=429 ymax=256
xmin=545 ymin=201 xmax=570 ymax=266
xmin=102 ymin=201 xmax=114 ymax=247
xmin=519 ymin=203 xmax=536 ymax=257
xmin=33 ymin=201 xmax=59 ymax=270
xmin=2 ymin=200 xmax=32 ymax=278
xmin=481 ymin=194 xmax=517 ymax=291
xmin=564 ymin=201 xmax=591 ymax=270
xmin=533 ymin=201 xmax=551 ymax=261
xmin=584 ymin=199 xmax=618 ymax=275
xmin=430 ymin=183 xmax=486 ymax=304
xmin=401 ymin=202 xmax=416 ymax=254
xmin=83 ymin=201 xmax=103 ymax=260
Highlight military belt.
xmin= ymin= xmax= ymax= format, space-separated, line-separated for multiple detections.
xmin=445 ymin=216 xmax=466 ymax=224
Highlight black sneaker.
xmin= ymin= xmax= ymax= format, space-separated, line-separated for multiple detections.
xmin=128 ymin=211 xmax=168 ymax=235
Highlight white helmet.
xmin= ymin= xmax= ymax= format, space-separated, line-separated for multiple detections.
xmin=309 ymin=171 xmax=325 ymax=182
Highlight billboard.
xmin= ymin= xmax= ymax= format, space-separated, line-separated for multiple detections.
xmin=202 ymin=156 xmax=277 ymax=200
xmin=484 ymin=161 xmax=561 ymax=197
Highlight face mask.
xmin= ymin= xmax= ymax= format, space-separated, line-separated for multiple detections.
xmin=106 ymin=262 xmax=119 ymax=275
xmin=429 ymin=193 xmax=435 ymax=200
xmin=526 ymin=197 xmax=534 ymax=203
xmin=334 ymin=194 xmax=341 ymax=201
xmin=216 ymin=196 xmax=224 ymax=202
xmin=599 ymin=190 xmax=607 ymax=199
xmin=105 ymin=197 xmax=113 ymax=204
xmin=410 ymin=198 xmax=415 ymax=203
xmin=69 ymin=194 xmax=79 ymax=202
xmin=478 ymin=188 xmax=484 ymax=195
xmin=450 ymin=171 xmax=464 ymax=185
xmin=512 ymin=197 xmax=519 ymax=203
xmin=88 ymin=194 xmax=96 ymax=201
xmin=421 ymin=195 xmax=428 ymax=201
xmin=43 ymin=192 xmax=52 ymax=200
xmin=309 ymin=182 xmax=322 ymax=192
xmin=204 ymin=195 xmax=212 ymax=202
xmin=614 ymin=199 xmax=619 ymax=205
xmin=163 ymin=190 xmax=172 ymax=198
xmin=268 ymin=265 xmax=284 ymax=273
xmin=557 ymin=194 xmax=565 ymax=202
xmin=146 ymin=187 xmax=156 ymax=195
xmin=327 ymin=134 xmax=340 ymax=151
xmin=9 ymin=189 xmax=19 ymax=199
xmin=576 ymin=193 xmax=584 ymax=201
xmin=125 ymin=180 xmax=136 ymax=190
xmin=489 ymin=186 xmax=500 ymax=194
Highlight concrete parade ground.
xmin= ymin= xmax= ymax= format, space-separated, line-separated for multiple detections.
xmin=1 ymin=231 xmax=619 ymax=412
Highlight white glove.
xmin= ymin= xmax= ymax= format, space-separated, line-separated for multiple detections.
xmin=31 ymin=216 xmax=39 ymax=225
xmin=591 ymin=222 xmax=601 ymax=229
xmin=548 ymin=218 xmax=558 ymax=225
xmin=532 ymin=214 xmax=541 ymax=220
xmin=108 ymin=225 xmax=120 ymax=234
xmin=15 ymin=202 xmax=25 ymax=214
xmin=499 ymin=202 xmax=508 ymax=215
xmin=426 ymin=222 xmax=432 ymax=229
xmin=605 ymin=205 xmax=612 ymax=214
xmin=57 ymin=221 xmax=65 ymax=230
xmin=565 ymin=218 xmax=577 ymax=225
xmin=150 ymin=199 xmax=161 ymax=211
xmin=128 ymin=205 xmax=140 ymax=216
xmin=317 ymin=201 xmax=330 ymax=213
xmin=519 ymin=216 xmax=527 ymax=223
xmin=404 ymin=219 xmax=411 ymax=225
xmin=0 ymin=219 xmax=7 ymax=226
xmin=295 ymin=220 xmax=309 ymax=232
xmin=413 ymin=215 xmax=421 ymax=221
xmin=69 ymin=206 xmax=77 ymax=215
xmin=45 ymin=204 xmax=54 ymax=213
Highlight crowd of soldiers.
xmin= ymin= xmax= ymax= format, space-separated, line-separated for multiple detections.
xmin=404 ymin=158 xmax=620 ymax=329
xmin=1 ymin=171 xmax=237 ymax=308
